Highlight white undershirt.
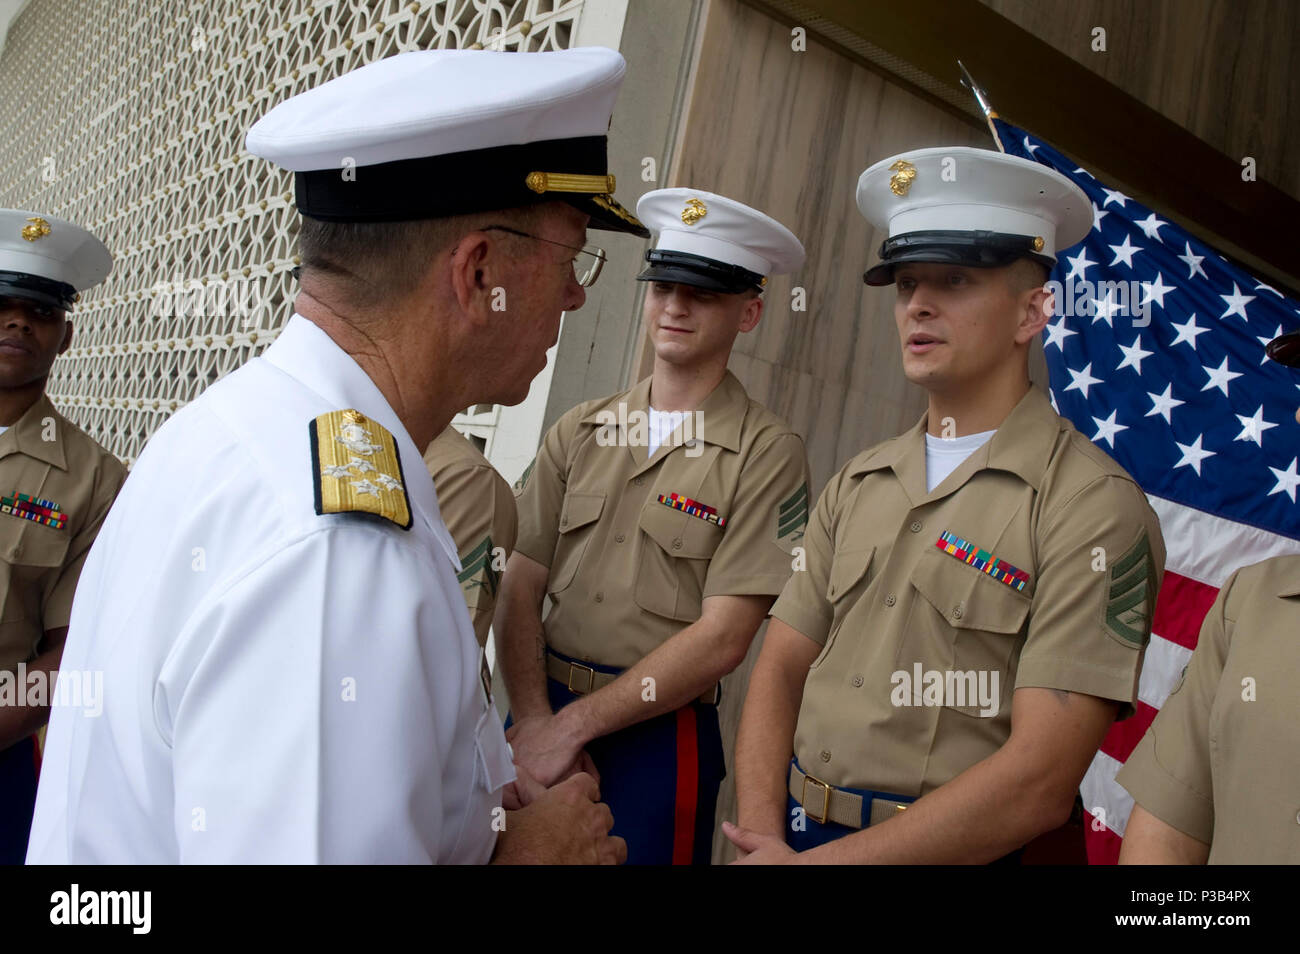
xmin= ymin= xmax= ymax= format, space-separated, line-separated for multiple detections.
xmin=647 ymin=405 xmax=687 ymax=457
xmin=0 ymin=425 xmax=7 ymax=435
xmin=925 ymin=429 xmax=996 ymax=492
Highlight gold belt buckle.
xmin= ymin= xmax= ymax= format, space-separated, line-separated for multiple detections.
xmin=567 ymin=660 xmax=596 ymax=695
xmin=801 ymin=772 xmax=832 ymax=825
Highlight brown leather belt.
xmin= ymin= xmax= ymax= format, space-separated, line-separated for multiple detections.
xmin=788 ymin=760 xmax=913 ymax=828
xmin=545 ymin=649 xmax=720 ymax=705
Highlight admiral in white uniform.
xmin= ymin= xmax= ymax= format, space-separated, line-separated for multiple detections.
xmin=28 ymin=48 xmax=646 ymax=864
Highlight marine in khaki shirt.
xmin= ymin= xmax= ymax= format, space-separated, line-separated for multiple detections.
xmin=0 ymin=210 xmax=126 ymax=864
xmin=498 ymin=189 xmax=809 ymax=864
xmin=729 ymin=148 xmax=1164 ymax=864
xmin=1118 ymin=330 xmax=1300 ymax=865
xmin=423 ymin=425 xmax=517 ymax=650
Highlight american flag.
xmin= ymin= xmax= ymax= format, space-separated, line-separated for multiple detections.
xmin=996 ymin=118 xmax=1300 ymax=864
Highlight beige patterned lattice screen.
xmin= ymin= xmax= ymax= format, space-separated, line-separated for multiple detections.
xmin=0 ymin=0 xmax=585 ymax=465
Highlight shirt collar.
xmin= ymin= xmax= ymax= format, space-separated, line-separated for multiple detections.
xmin=0 ymin=394 xmax=67 ymax=470
xmin=579 ymin=370 xmax=749 ymax=453
xmin=847 ymin=386 xmax=1062 ymax=494
xmin=261 ymin=314 xmax=439 ymax=537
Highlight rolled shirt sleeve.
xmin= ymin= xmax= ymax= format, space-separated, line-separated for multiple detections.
xmin=703 ymin=432 xmax=809 ymax=600
xmin=511 ymin=410 xmax=576 ymax=570
xmin=1114 ymin=572 xmax=1231 ymax=845
xmin=1014 ymin=475 xmax=1166 ymax=718
xmin=769 ymin=468 xmax=841 ymax=646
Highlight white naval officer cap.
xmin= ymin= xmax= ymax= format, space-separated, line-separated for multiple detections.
xmin=0 ymin=210 xmax=112 ymax=311
xmin=634 ymin=188 xmax=805 ymax=294
xmin=856 ymin=146 xmax=1091 ymax=286
xmin=245 ymin=47 xmax=648 ymax=237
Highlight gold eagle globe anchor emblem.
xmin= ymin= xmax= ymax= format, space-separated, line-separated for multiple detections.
xmin=888 ymin=160 xmax=917 ymax=197
xmin=21 ymin=217 xmax=52 ymax=242
xmin=680 ymin=198 xmax=708 ymax=226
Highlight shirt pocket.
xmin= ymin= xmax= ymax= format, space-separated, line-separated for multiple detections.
xmin=633 ymin=500 xmax=724 ymax=622
xmin=547 ymin=492 xmax=605 ymax=595
xmin=0 ymin=515 xmax=71 ymax=624
xmin=908 ymin=546 xmax=1029 ymax=717
xmin=810 ymin=546 xmax=875 ymax=670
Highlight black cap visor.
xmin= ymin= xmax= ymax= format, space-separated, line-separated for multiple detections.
xmin=636 ymin=249 xmax=764 ymax=294
xmin=864 ymin=230 xmax=1055 ymax=286
xmin=1266 ymin=331 xmax=1300 ymax=368
xmin=0 ymin=273 xmax=76 ymax=310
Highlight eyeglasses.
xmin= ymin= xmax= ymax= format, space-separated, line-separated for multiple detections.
xmin=482 ymin=225 xmax=607 ymax=288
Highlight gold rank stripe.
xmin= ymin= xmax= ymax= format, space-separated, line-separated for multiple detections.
xmin=524 ymin=171 xmax=616 ymax=194
xmin=310 ymin=409 xmax=412 ymax=530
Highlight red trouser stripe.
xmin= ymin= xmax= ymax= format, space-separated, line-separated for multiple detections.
xmin=671 ymin=706 xmax=699 ymax=865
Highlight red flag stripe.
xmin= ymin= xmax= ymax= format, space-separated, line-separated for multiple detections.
xmin=1083 ymin=810 xmax=1123 ymax=866
xmin=1099 ymin=699 xmax=1159 ymax=764
xmin=1151 ymin=570 xmax=1221 ymax=651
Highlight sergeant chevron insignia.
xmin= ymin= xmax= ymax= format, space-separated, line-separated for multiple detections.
xmin=513 ymin=457 xmax=535 ymax=495
xmin=776 ymin=482 xmax=808 ymax=547
xmin=310 ymin=409 xmax=412 ymax=529
xmin=457 ymin=535 xmax=501 ymax=596
xmin=1105 ymin=529 xmax=1153 ymax=648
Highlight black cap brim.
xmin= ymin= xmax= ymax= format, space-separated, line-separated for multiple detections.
xmin=1266 ymin=331 xmax=1300 ymax=367
xmin=565 ymin=193 xmax=649 ymax=238
xmin=864 ymin=230 xmax=1055 ymax=286
xmin=0 ymin=273 xmax=76 ymax=310
xmin=635 ymin=249 xmax=763 ymax=294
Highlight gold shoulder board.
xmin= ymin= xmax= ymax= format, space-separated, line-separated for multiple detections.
xmin=311 ymin=409 xmax=412 ymax=530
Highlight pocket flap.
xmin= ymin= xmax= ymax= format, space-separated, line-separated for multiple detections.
xmin=558 ymin=492 xmax=605 ymax=534
xmin=638 ymin=500 xmax=723 ymax=558
xmin=911 ymin=547 xmax=1030 ymax=635
xmin=827 ymin=546 xmax=875 ymax=601
xmin=0 ymin=517 xmax=70 ymax=568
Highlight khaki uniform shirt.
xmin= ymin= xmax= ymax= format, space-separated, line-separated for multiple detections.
xmin=514 ymin=371 xmax=810 ymax=670
xmin=0 ymin=395 xmax=126 ymax=672
xmin=423 ymin=426 xmax=517 ymax=649
xmin=771 ymin=387 xmax=1165 ymax=797
xmin=1116 ymin=555 xmax=1300 ymax=863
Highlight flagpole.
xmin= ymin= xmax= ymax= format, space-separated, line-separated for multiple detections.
xmin=958 ymin=60 xmax=1005 ymax=154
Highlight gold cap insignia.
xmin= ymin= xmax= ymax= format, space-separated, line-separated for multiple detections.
xmin=681 ymin=198 xmax=707 ymax=226
xmin=21 ymin=217 xmax=51 ymax=242
xmin=1031 ymin=236 xmax=1045 ymax=252
xmin=311 ymin=409 xmax=412 ymax=530
xmin=888 ymin=160 xmax=917 ymax=197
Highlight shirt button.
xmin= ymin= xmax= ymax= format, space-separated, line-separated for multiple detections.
xmin=594 ymin=592 xmax=604 ymax=602
xmin=12 ymin=543 xmax=22 ymax=559
xmin=851 ymin=675 xmax=863 ymax=688
xmin=633 ymin=476 xmax=644 ymax=486
xmin=615 ymin=532 xmax=626 ymax=543
xmin=884 ymin=593 xmax=896 ymax=607
xmin=952 ymin=604 xmax=964 ymax=620
xmin=672 ymin=538 xmax=682 ymax=549
xmin=910 ymin=521 xmax=922 ymax=533
xmin=820 ymin=750 xmax=831 ymax=763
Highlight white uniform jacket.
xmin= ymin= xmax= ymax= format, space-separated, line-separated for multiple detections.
xmin=28 ymin=315 xmax=513 ymax=863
